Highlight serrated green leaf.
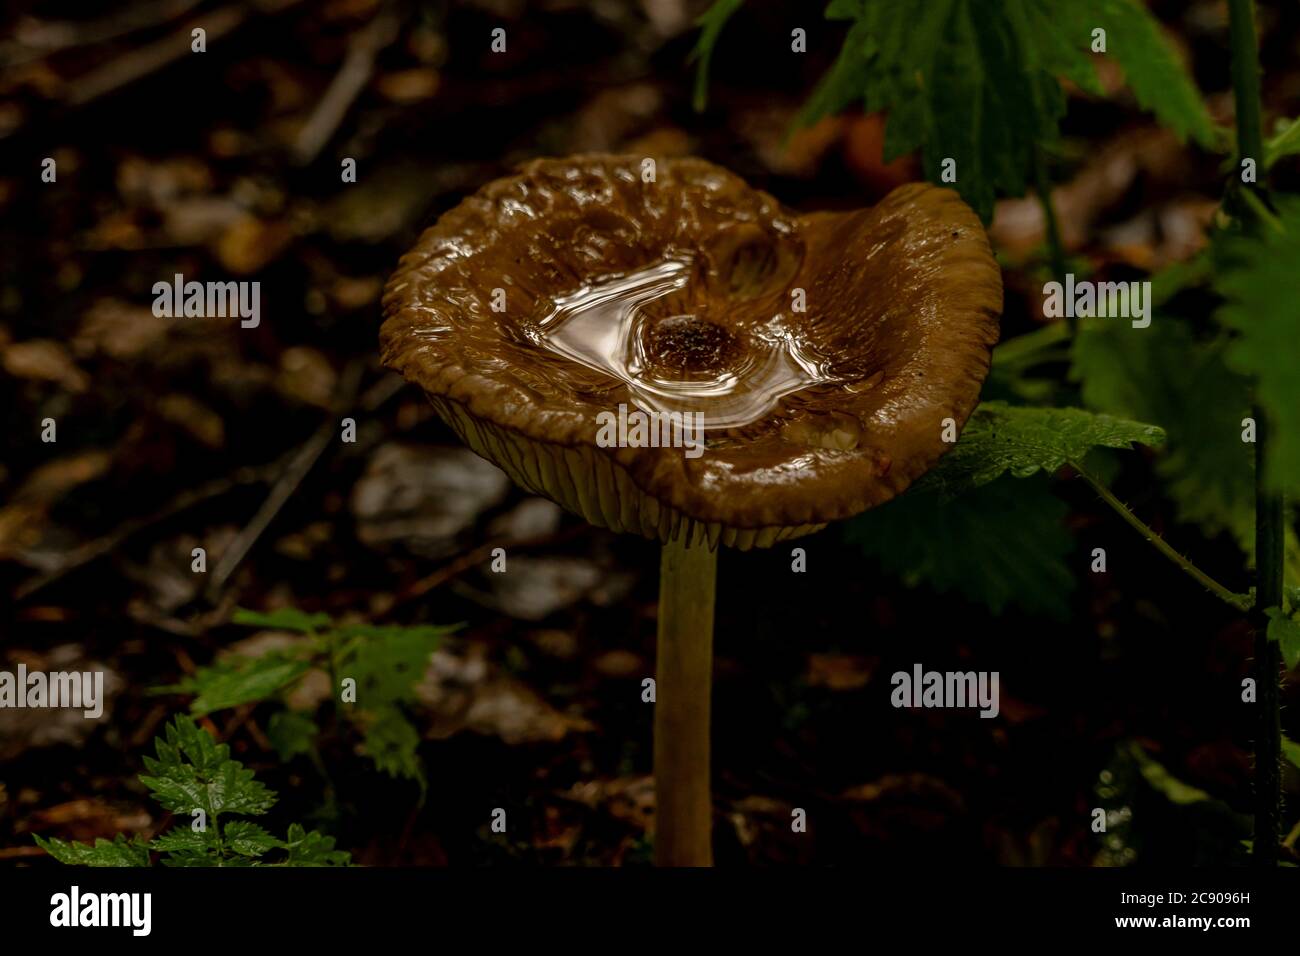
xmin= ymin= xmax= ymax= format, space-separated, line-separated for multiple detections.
xmin=345 ymin=626 xmax=444 ymax=708
xmin=150 ymin=828 xmax=217 ymax=856
xmin=918 ymin=401 xmax=1164 ymax=498
xmin=34 ymin=833 xmax=150 ymax=867
xmin=161 ymin=851 xmax=255 ymax=867
xmin=281 ymin=823 xmax=351 ymax=867
xmin=1215 ymin=197 xmax=1300 ymax=494
xmin=845 ymin=475 xmax=1075 ymax=618
xmin=267 ymin=709 xmax=319 ymax=761
xmin=223 ymin=821 xmax=284 ymax=858
xmin=139 ymin=715 xmax=275 ymax=818
xmin=179 ymin=655 xmax=310 ymax=716
xmin=1265 ymin=608 xmax=1300 ymax=671
xmin=362 ymin=706 xmax=426 ymax=789
xmin=1084 ymin=0 xmax=1217 ymax=148
xmin=1072 ymin=318 xmax=1253 ymax=543
xmin=232 ymin=607 xmax=332 ymax=633
xmin=779 ymin=0 xmax=1213 ymax=221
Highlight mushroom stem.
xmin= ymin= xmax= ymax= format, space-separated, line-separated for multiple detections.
xmin=653 ymin=534 xmax=717 ymax=866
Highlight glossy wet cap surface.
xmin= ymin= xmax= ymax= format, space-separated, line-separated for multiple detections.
xmin=382 ymin=155 xmax=1002 ymax=546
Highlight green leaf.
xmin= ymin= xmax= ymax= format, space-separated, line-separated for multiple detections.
xmin=281 ymin=823 xmax=351 ymax=867
xmin=918 ymin=401 xmax=1164 ymax=498
xmin=782 ymin=0 xmax=1213 ymax=221
xmin=267 ymin=709 xmax=319 ymax=761
xmin=362 ymin=706 xmax=426 ymax=788
xmin=1072 ymin=318 xmax=1253 ymax=544
xmin=336 ymin=622 xmax=458 ymax=643
xmin=232 ymin=607 xmax=332 ymax=634
xmin=1264 ymin=117 xmax=1300 ymax=169
xmin=223 ymin=821 xmax=284 ymax=858
xmin=34 ymin=833 xmax=150 ymax=867
xmin=1283 ymin=735 xmax=1300 ymax=771
xmin=150 ymin=828 xmax=217 ymax=856
xmin=38 ymin=713 xmax=351 ymax=868
xmin=688 ymin=0 xmax=745 ymax=111
xmin=845 ymin=475 xmax=1075 ymax=618
xmin=1084 ymin=0 xmax=1217 ymax=148
xmin=1127 ymin=742 xmax=1213 ymax=805
xmin=1215 ymin=197 xmax=1300 ymax=494
xmin=139 ymin=715 xmax=276 ymax=818
xmin=345 ymin=625 xmax=446 ymax=708
xmin=178 ymin=655 xmax=310 ymax=716
xmin=1265 ymin=608 xmax=1300 ymax=671
xmin=1286 ymin=585 xmax=1300 ymax=614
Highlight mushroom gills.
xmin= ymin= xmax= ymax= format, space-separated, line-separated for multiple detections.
xmin=431 ymin=396 xmax=825 ymax=549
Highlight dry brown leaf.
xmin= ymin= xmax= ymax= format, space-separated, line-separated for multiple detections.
xmin=2 ymin=339 xmax=89 ymax=392
xmin=75 ymin=298 xmax=172 ymax=360
xmin=214 ymin=215 xmax=294 ymax=274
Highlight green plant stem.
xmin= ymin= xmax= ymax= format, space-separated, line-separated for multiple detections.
xmin=653 ymin=535 xmax=717 ymax=866
xmin=1071 ymin=461 xmax=1251 ymax=614
xmin=1228 ymin=0 xmax=1282 ymax=867
xmin=1033 ymin=147 xmax=1073 ymax=336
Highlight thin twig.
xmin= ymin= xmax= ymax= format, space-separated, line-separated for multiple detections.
xmin=14 ymin=465 xmax=275 ymax=600
xmin=67 ymin=5 xmax=247 ymax=106
xmin=291 ymin=6 xmax=400 ymax=165
xmin=204 ymin=361 xmax=365 ymax=599
xmin=380 ymin=524 xmax=587 ymax=617
xmin=0 ymin=0 xmax=202 ymax=69
xmin=1069 ymin=460 xmax=1252 ymax=613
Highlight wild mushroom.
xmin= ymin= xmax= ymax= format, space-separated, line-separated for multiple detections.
xmin=381 ymin=155 xmax=1001 ymax=865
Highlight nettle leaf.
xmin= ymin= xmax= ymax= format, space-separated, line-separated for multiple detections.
xmin=345 ymin=625 xmax=446 ymax=708
xmin=150 ymin=828 xmax=216 ymax=855
xmin=1215 ymin=198 xmax=1300 ymax=494
xmin=231 ymin=607 xmax=332 ymax=633
xmin=139 ymin=715 xmax=275 ymax=818
xmin=845 ymin=475 xmax=1074 ymax=618
xmin=34 ymin=834 xmax=150 ymax=867
xmin=918 ymin=401 xmax=1164 ymax=498
xmin=362 ymin=706 xmax=426 ymax=788
xmin=1083 ymin=0 xmax=1217 ymax=148
xmin=783 ymin=0 xmax=1213 ymax=221
xmin=1072 ymin=318 xmax=1253 ymax=544
xmin=179 ymin=654 xmax=311 ymax=716
xmin=1265 ymin=608 xmax=1300 ymax=671
xmin=282 ymin=823 xmax=351 ymax=867
xmin=223 ymin=821 xmax=284 ymax=859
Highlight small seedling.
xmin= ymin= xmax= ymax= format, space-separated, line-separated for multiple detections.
xmin=34 ymin=715 xmax=350 ymax=867
xmin=156 ymin=608 xmax=459 ymax=791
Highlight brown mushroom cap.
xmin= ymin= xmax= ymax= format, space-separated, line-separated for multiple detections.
xmin=382 ymin=155 xmax=1001 ymax=550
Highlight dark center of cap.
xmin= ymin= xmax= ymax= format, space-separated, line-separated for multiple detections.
xmin=644 ymin=315 xmax=742 ymax=378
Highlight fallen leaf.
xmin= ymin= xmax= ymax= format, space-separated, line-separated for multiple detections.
xmin=2 ymin=339 xmax=89 ymax=392
xmin=351 ymin=444 xmax=510 ymax=554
